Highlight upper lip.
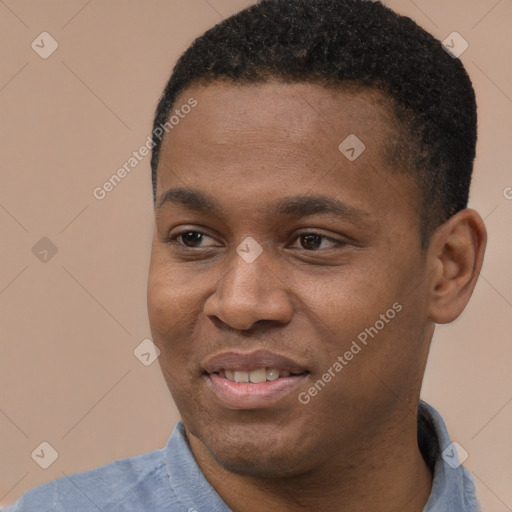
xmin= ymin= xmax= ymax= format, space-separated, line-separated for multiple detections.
xmin=203 ymin=350 xmax=309 ymax=374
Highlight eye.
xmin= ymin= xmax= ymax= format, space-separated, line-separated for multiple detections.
xmin=292 ymin=232 xmax=343 ymax=251
xmin=165 ymin=230 xmax=345 ymax=251
xmin=165 ymin=230 xmax=218 ymax=248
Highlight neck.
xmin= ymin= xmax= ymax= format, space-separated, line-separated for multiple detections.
xmin=187 ymin=407 xmax=434 ymax=512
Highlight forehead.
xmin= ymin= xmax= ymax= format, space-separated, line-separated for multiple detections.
xmin=154 ymin=81 xmax=418 ymax=230
xmin=170 ymin=80 xmax=395 ymax=149
xmin=157 ymin=81 xmax=398 ymax=180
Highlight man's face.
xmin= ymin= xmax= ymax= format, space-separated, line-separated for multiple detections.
xmin=148 ymin=82 xmax=435 ymax=477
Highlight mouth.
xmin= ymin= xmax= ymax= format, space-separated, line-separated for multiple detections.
xmin=214 ymin=368 xmax=303 ymax=383
xmin=203 ymin=350 xmax=309 ymax=409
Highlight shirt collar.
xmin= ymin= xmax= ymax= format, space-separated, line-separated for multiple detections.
xmin=419 ymin=400 xmax=480 ymax=511
xmin=165 ymin=422 xmax=231 ymax=512
xmin=164 ymin=400 xmax=480 ymax=511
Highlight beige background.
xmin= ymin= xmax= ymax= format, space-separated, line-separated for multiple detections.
xmin=0 ymin=0 xmax=510 ymax=509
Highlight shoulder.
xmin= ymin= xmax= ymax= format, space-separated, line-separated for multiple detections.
xmin=3 ymin=447 xmax=176 ymax=512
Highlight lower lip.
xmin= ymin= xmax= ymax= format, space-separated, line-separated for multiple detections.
xmin=206 ymin=373 xmax=308 ymax=409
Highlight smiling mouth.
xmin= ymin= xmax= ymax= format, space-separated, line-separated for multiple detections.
xmin=214 ymin=368 xmax=306 ymax=383
xmin=202 ymin=350 xmax=310 ymax=407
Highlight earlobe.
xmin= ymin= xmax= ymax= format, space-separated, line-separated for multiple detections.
xmin=427 ymin=209 xmax=487 ymax=324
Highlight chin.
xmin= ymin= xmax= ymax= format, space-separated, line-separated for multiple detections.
xmin=188 ymin=414 xmax=318 ymax=478
xmin=209 ymin=440 xmax=310 ymax=478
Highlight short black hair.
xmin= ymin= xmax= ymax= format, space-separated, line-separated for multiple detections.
xmin=151 ymin=0 xmax=477 ymax=245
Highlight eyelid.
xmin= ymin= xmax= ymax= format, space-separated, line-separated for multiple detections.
xmin=291 ymin=231 xmax=345 ymax=249
xmin=165 ymin=228 xmax=347 ymax=250
xmin=293 ymin=230 xmax=344 ymax=242
xmin=165 ymin=228 xmax=219 ymax=246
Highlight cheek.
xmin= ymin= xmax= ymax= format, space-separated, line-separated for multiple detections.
xmin=147 ymin=274 xmax=200 ymax=401
xmin=147 ymin=260 xmax=200 ymax=356
xmin=295 ymin=264 xmax=390 ymax=340
xmin=295 ymin=261 xmax=420 ymax=385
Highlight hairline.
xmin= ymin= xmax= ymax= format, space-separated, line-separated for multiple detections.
xmin=153 ymin=77 xmax=434 ymax=250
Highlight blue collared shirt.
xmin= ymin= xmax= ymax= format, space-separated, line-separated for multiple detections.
xmin=3 ymin=400 xmax=480 ymax=511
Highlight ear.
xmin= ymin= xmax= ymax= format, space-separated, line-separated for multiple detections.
xmin=426 ymin=209 xmax=487 ymax=324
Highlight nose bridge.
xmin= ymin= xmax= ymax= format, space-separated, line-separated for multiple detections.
xmin=230 ymin=245 xmax=273 ymax=296
xmin=203 ymin=242 xmax=293 ymax=330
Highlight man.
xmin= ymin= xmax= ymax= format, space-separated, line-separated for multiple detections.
xmin=5 ymin=0 xmax=486 ymax=510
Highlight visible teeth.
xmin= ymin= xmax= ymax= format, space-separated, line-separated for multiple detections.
xmin=266 ymin=368 xmax=279 ymax=381
xmin=234 ymin=371 xmax=249 ymax=383
xmin=221 ymin=368 xmax=298 ymax=382
xmin=249 ymin=368 xmax=267 ymax=383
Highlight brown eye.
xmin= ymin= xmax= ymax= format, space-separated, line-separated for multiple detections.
xmin=300 ymin=234 xmax=323 ymax=250
xmin=165 ymin=230 xmax=217 ymax=248
xmin=180 ymin=231 xmax=204 ymax=247
xmin=295 ymin=233 xmax=340 ymax=251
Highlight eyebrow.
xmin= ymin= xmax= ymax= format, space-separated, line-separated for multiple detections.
xmin=156 ymin=187 xmax=369 ymax=222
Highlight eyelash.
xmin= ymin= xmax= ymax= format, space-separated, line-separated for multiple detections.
xmin=164 ymin=230 xmax=344 ymax=251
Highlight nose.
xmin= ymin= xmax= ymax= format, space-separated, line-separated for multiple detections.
xmin=203 ymin=246 xmax=294 ymax=331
